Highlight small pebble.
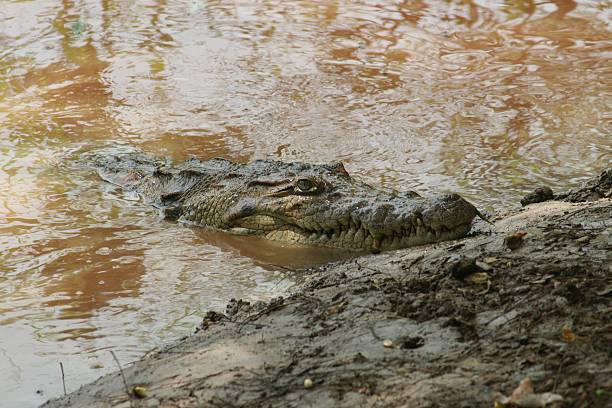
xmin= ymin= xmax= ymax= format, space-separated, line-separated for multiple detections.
xmin=520 ymin=186 xmax=554 ymax=206
xmin=475 ymin=260 xmax=492 ymax=271
xmin=504 ymin=231 xmax=527 ymax=250
xmin=383 ymin=339 xmax=394 ymax=348
xmin=304 ymin=378 xmax=314 ymax=389
xmin=133 ymin=386 xmax=148 ymax=398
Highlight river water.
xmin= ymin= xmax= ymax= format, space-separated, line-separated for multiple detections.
xmin=0 ymin=0 xmax=610 ymax=406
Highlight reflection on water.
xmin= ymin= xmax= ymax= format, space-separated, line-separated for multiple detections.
xmin=0 ymin=0 xmax=610 ymax=406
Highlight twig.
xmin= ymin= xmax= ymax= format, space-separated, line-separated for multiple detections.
xmin=369 ymin=325 xmax=383 ymax=341
xmin=271 ymin=271 xmax=293 ymax=290
xmin=266 ymin=263 xmax=294 ymax=272
xmin=59 ymin=362 xmax=67 ymax=396
xmin=236 ymin=301 xmax=294 ymax=332
xmin=110 ymin=350 xmax=133 ymax=406
xmin=476 ymin=279 xmax=492 ymax=296
xmin=552 ymin=356 xmax=566 ymax=392
xmin=355 ymin=260 xmax=384 ymax=274
xmin=402 ymin=255 xmax=424 ymax=272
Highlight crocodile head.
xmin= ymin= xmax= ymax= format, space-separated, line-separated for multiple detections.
xmin=174 ymin=159 xmax=478 ymax=252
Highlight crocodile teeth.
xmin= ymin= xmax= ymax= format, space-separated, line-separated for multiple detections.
xmin=354 ymin=228 xmax=365 ymax=243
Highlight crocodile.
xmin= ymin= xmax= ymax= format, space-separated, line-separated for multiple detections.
xmin=85 ymin=149 xmax=480 ymax=253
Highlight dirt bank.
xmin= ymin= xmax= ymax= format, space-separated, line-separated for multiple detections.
xmin=43 ymin=171 xmax=611 ymax=408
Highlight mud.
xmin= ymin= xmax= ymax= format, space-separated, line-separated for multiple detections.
xmin=43 ymin=172 xmax=612 ymax=408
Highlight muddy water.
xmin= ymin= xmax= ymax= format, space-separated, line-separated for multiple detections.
xmin=0 ymin=0 xmax=610 ymax=406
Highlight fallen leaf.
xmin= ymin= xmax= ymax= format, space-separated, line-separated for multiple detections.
xmin=475 ymin=260 xmax=493 ymax=271
xmin=326 ymin=301 xmax=347 ymax=316
xmin=562 ymin=327 xmax=575 ymax=343
xmin=504 ymin=232 xmax=527 ymax=250
xmin=466 ymin=272 xmax=489 ymax=284
xmin=495 ymin=378 xmax=563 ymax=407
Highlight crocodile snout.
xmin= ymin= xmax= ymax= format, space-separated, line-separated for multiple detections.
xmin=421 ymin=193 xmax=478 ymax=230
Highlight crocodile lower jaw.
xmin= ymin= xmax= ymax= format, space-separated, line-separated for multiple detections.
xmin=229 ymin=215 xmax=472 ymax=252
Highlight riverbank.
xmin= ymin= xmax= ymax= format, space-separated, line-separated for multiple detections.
xmin=43 ymin=171 xmax=611 ymax=407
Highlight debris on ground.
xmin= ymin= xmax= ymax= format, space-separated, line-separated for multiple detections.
xmin=494 ymin=378 xmax=563 ymax=408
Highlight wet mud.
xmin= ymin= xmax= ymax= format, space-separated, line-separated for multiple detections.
xmin=43 ymin=171 xmax=611 ymax=407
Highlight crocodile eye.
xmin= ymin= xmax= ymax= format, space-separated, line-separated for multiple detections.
xmin=295 ymin=178 xmax=316 ymax=193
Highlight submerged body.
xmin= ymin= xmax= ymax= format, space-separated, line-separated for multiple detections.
xmin=86 ymin=149 xmax=479 ymax=252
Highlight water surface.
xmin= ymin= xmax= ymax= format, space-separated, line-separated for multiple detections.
xmin=1 ymin=0 xmax=610 ymax=406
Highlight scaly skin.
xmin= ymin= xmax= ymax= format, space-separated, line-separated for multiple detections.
xmin=87 ymin=150 xmax=479 ymax=252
